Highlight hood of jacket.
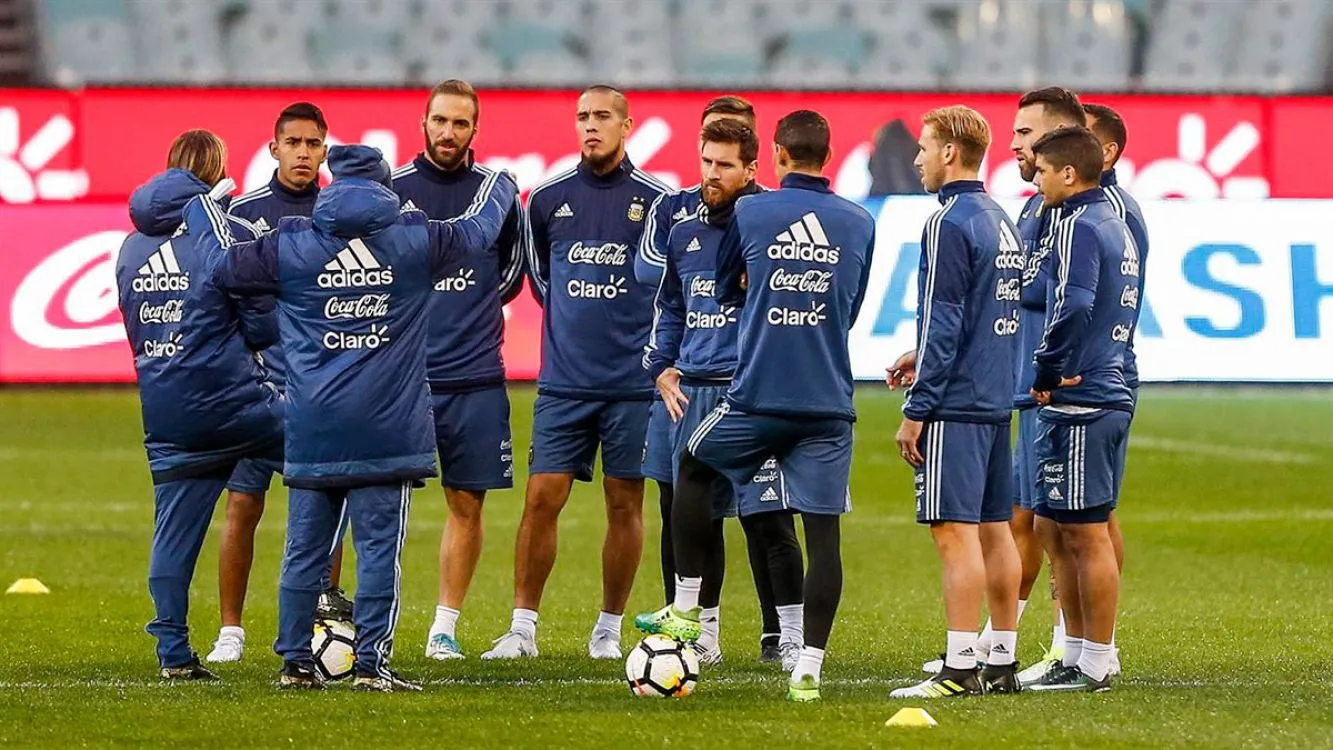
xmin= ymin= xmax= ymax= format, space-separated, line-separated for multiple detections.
xmin=313 ymin=145 xmax=401 ymax=238
xmin=128 ymin=168 xmax=212 ymax=236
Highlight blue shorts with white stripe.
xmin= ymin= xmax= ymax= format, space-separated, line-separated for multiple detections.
xmin=914 ymin=420 xmax=1012 ymax=524
xmin=1033 ymin=408 xmax=1132 ymax=521
xmin=686 ymin=399 xmax=852 ymax=517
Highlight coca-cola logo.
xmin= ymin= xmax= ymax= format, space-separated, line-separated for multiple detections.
xmin=568 ymin=242 xmax=629 ymax=266
xmin=11 ymin=230 xmax=127 ymax=350
xmin=689 ymin=276 xmax=715 ymax=298
xmin=768 ymin=268 xmax=832 ymax=294
xmin=139 ymin=299 xmax=184 ymax=324
xmin=324 ymin=293 xmax=390 ymax=320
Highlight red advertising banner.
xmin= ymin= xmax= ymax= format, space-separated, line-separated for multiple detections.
xmin=1 ymin=88 xmax=1332 ymax=202
xmin=0 ymin=203 xmax=544 ymax=383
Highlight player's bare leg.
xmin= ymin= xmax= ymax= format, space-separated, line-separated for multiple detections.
xmin=426 ymin=488 xmax=485 ymax=660
xmin=209 ymin=490 xmax=264 ymax=662
xmin=1029 ymin=521 xmax=1118 ymax=691
xmin=589 ymin=476 xmax=644 ymax=659
xmin=483 ymin=472 xmax=573 ymax=659
xmin=1025 ymin=514 xmax=1080 ymax=686
xmin=1107 ymin=510 xmax=1124 ymax=673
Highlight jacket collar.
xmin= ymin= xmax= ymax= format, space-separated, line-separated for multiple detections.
xmin=413 ymin=149 xmax=476 ymax=184
xmin=577 ymin=154 xmax=634 ymax=188
xmin=937 ymin=179 xmax=985 ymax=203
xmin=700 ymin=180 xmax=763 ymax=227
xmin=1058 ymin=186 xmax=1110 ymax=209
xmin=268 ymin=170 xmax=320 ymax=201
xmin=779 ymin=172 xmax=832 ymax=193
xmin=1100 ymin=169 xmax=1119 ymax=187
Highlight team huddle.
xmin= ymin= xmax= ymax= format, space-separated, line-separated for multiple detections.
xmin=117 ymin=80 xmax=1143 ymax=700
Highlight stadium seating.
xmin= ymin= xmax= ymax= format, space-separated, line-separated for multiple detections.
xmin=32 ymin=0 xmax=1333 ymax=92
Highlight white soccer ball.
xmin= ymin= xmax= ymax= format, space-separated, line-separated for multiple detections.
xmin=312 ymin=618 xmax=356 ymax=681
xmin=625 ymin=635 xmax=699 ymax=698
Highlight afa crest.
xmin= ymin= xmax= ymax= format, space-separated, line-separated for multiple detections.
xmin=628 ymin=198 xmax=646 ymax=222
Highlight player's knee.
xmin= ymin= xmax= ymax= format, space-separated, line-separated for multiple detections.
xmin=226 ymin=491 xmax=265 ymax=527
xmin=445 ymin=490 xmax=485 ymax=526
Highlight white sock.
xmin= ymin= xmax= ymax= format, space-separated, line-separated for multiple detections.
xmin=430 ymin=606 xmax=461 ymax=638
xmin=595 ymin=611 xmax=623 ymax=637
xmin=698 ymin=607 xmax=720 ymax=650
xmin=1052 ymin=608 xmax=1066 ymax=648
xmin=944 ymin=629 xmax=978 ymax=670
xmin=1062 ymin=636 xmax=1084 ymax=668
xmin=1017 ymin=599 xmax=1029 ymax=622
xmin=673 ymin=576 xmax=702 ymax=612
xmin=793 ymin=646 xmax=825 ymax=682
xmin=988 ymin=630 xmax=1017 ymax=666
xmin=1078 ymin=639 xmax=1114 ymax=681
xmin=776 ymin=604 xmax=804 ymax=645
xmin=975 ymin=620 xmax=994 ymax=656
xmin=219 ymin=625 xmax=244 ymax=641
xmin=510 ymin=608 xmax=538 ymax=639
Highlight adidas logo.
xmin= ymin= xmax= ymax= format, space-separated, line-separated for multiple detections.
xmin=401 ymin=199 xmax=418 ymax=212
xmin=133 ymin=240 xmax=190 ymax=292
xmin=252 ymin=217 xmax=271 ymax=232
xmin=672 ymin=206 xmax=689 ymax=221
xmin=554 ymin=202 xmax=574 ymax=218
xmin=767 ymin=212 xmax=840 ymax=264
xmin=760 ymin=487 xmax=779 ymax=503
xmin=318 ymin=238 xmax=395 ymax=289
xmin=991 ymin=644 xmax=1010 ymax=654
xmin=1048 ymin=487 xmax=1064 ymax=501
xmin=684 ymin=236 xmax=702 ymax=253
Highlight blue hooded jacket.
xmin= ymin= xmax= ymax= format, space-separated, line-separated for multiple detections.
xmin=204 ymin=145 xmax=516 ymax=489
xmin=115 ymin=168 xmax=283 ymax=484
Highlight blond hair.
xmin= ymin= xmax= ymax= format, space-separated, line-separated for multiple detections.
xmin=922 ymin=106 xmax=991 ymax=169
xmin=167 ymin=129 xmax=227 ymax=186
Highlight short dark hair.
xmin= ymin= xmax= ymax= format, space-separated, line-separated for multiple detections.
xmin=1018 ymin=87 xmax=1086 ymax=128
xmin=274 ymin=102 xmax=327 ymax=138
xmin=701 ymin=95 xmax=757 ymax=130
xmin=700 ymin=118 xmax=759 ymax=164
xmin=774 ymin=109 xmax=830 ymax=168
xmin=1031 ymin=127 xmax=1104 ymax=183
xmin=428 ymin=79 xmax=480 ymax=123
xmin=580 ymin=84 xmax=629 ymax=118
xmin=1084 ymin=103 xmax=1127 ymax=166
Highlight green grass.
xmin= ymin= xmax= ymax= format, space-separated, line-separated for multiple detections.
xmin=2 ymin=386 xmax=1332 ymax=747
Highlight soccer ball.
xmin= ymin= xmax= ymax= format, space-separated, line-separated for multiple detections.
xmin=312 ymin=618 xmax=356 ymax=681
xmin=625 ymin=635 xmax=699 ymax=698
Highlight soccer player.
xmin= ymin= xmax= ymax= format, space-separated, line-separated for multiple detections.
xmin=116 ymin=129 xmax=283 ymax=680
xmin=899 ymin=88 xmax=1088 ymax=681
xmin=635 ymin=110 xmax=876 ymax=703
xmin=1023 ymin=127 xmax=1139 ymax=692
xmin=888 ymin=107 xmax=1024 ymax=699
xmin=208 ymin=102 xmax=340 ymax=664
xmin=389 ymin=80 xmax=524 ymax=661
xmin=643 ymin=117 xmax=806 ymax=668
xmin=484 ymin=86 xmax=670 ymax=660
xmin=638 ymin=95 xmax=803 ymax=664
xmin=200 ymin=144 xmax=517 ymax=691
xmin=1085 ymin=102 xmax=1149 ymax=673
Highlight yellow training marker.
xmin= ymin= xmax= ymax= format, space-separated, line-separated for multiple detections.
xmin=6 ymin=578 xmax=51 ymax=595
xmin=886 ymin=707 xmax=938 ymax=729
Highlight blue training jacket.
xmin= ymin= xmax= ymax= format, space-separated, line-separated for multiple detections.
xmin=115 ymin=169 xmax=283 ymax=484
xmin=635 ymin=184 xmax=702 ymax=288
xmin=392 ymin=151 xmax=524 ymax=393
xmin=1013 ymin=194 xmax=1062 ymax=409
xmin=644 ymin=181 xmax=764 ymax=383
xmin=716 ymin=173 xmax=875 ymax=421
xmin=903 ymin=180 xmax=1022 ymax=424
xmin=1032 ymin=188 xmax=1139 ymax=412
xmin=524 ymin=157 xmax=670 ymax=400
xmin=226 ymin=170 xmax=322 ymax=387
xmin=206 ymin=145 xmax=517 ymax=489
xmin=1100 ymin=169 xmax=1149 ymax=390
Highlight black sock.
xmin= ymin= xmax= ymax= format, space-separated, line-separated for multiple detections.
xmin=800 ymin=513 xmax=842 ymax=651
xmin=700 ymin=519 xmax=726 ymax=609
xmin=657 ymin=481 xmax=674 ymax=605
xmin=671 ymin=452 xmax=720 ymax=580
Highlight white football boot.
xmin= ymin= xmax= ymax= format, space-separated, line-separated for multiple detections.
xmin=205 ymin=627 xmax=245 ymax=663
xmin=480 ymin=630 xmax=538 ymax=660
xmin=588 ymin=628 xmax=623 ymax=660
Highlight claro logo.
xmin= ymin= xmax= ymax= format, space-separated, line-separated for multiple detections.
xmin=11 ymin=230 xmax=127 ymax=350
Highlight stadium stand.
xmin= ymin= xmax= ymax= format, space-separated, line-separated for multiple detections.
xmin=29 ymin=0 xmax=1333 ymax=92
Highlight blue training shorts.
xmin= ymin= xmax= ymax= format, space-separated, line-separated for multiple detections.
xmin=431 ymin=386 xmax=514 ymax=491
xmin=686 ymin=400 xmax=851 ymax=517
xmin=674 ymin=382 xmax=785 ymax=519
xmin=1012 ymin=407 xmax=1040 ymax=510
xmin=915 ymin=420 xmax=1013 ymax=524
xmin=530 ymin=394 xmax=650 ymax=481
xmin=226 ymin=457 xmax=279 ymax=494
xmin=642 ymin=399 xmax=674 ymax=484
xmin=1033 ymin=408 xmax=1132 ymax=523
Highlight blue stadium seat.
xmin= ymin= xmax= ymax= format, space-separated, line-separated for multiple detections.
xmin=127 ymin=0 xmax=228 ymax=83
xmin=40 ymin=0 xmax=138 ymax=84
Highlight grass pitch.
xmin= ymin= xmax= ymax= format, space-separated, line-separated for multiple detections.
xmin=2 ymin=385 xmax=1331 ymax=747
